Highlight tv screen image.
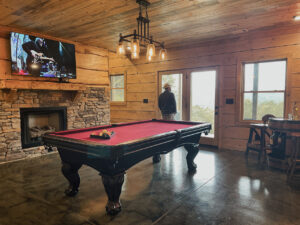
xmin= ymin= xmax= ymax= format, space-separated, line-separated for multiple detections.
xmin=10 ymin=32 xmax=76 ymax=79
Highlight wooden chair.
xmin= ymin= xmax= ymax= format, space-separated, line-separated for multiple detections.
xmin=245 ymin=114 xmax=275 ymax=165
xmin=287 ymin=133 xmax=300 ymax=186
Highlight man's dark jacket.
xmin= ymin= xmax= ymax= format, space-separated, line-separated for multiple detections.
xmin=22 ymin=41 xmax=45 ymax=75
xmin=22 ymin=41 xmax=43 ymax=63
xmin=158 ymin=90 xmax=177 ymax=115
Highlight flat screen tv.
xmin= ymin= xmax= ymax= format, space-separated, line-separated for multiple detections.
xmin=10 ymin=32 xmax=76 ymax=79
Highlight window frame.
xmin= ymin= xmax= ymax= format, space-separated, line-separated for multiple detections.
xmin=236 ymin=57 xmax=289 ymax=125
xmin=109 ymin=73 xmax=126 ymax=105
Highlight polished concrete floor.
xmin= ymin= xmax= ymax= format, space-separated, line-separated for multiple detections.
xmin=0 ymin=147 xmax=299 ymax=225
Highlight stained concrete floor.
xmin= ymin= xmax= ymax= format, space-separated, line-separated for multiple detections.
xmin=0 ymin=147 xmax=299 ymax=225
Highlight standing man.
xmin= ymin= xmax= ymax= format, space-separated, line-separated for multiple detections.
xmin=22 ymin=37 xmax=46 ymax=75
xmin=22 ymin=37 xmax=54 ymax=76
xmin=158 ymin=83 xmax=177 ymax=120
xmin=153 ymin=83 xmax=177 ymax=164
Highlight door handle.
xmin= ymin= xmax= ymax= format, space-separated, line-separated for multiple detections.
xmin=215 ymin=106 xmax=219 ymax=115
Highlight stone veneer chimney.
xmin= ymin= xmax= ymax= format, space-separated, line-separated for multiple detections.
xmin=0 ymin=87 xmax=110 ymax=162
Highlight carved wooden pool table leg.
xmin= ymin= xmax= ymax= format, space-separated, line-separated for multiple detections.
xmin=61 ymin=161 xmax=82 ymax=196
xmin=101 ymin=172 xmax=125 ymax=215
xmin=152 ymin=154 xmax=161 ymax=163
xmin=185 ymin=144 xmax=199 ymax=173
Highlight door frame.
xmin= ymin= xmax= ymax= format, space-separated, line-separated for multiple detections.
xmin=158 ymin=66 xmax=219 ymax=147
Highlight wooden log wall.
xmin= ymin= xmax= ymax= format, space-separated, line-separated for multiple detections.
xmin=0 ymin=26 xmax=109 ymax=89
xmin=109 ymin=23 xmax=300 ymax=151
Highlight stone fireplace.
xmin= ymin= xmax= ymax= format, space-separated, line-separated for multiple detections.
xmin=20 ymin=107 xmax=67 ymax=148
xmin=0 ymin=87 xmax=110 ymax=162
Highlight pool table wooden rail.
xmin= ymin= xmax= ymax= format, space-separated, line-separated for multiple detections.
xmin=42 ymin=119 xmax=211 ymax=161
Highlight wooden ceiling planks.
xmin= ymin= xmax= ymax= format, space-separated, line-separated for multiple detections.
xmin=0 ymin=0 xmax=299 ymax=50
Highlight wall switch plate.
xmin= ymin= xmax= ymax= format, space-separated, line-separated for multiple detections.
xmin=226 ymin=98 xmax=234 ymax=104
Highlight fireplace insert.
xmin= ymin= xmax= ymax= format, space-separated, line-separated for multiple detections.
xmin=20 ymin=107 xmax=67 ymax=148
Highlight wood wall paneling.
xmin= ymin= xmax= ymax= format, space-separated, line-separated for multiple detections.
xmin=0 ymin=37 xmax=10 ymax=60
xmin=109 ymin=23 xmax=300 ymax=151
xmin=0 ymin=29 xmax=110 ymax=89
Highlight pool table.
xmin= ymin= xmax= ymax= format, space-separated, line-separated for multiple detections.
xmin=42 ymin=119 xmax=211 ymax=215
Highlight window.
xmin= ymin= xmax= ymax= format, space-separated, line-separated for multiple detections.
xmin=242 ymin=60 xmax=286 ymax=120
xmin=110 ymin=74 xmax=125 ymax=102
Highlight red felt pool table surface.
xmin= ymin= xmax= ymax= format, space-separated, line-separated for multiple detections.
xmin=50 ymin=121 xmax=197 ymax=145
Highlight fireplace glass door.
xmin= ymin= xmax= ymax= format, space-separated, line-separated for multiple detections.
xmin=20 ymin=107 xmax=67 ymax=148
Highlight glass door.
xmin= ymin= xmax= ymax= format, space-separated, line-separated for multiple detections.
xmin=159 ymin=72 xmax=183 ymax=120
xmin=159 ymin=68 xmax=219 ymax=147
xmin=189 ymin=69 xmax=217 ymax=146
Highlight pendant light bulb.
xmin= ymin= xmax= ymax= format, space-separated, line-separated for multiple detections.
xmin=131 ymin=38 xmax=140 ymax=54
xmin=146 ymin=43 xmax=156 ymax=57
xmin=116 ymin=40 xmax=125 ymax=56
xmin=131 ymin=51 xmax=140 ymax=59
xmin=159 ymin=48 xmax=167 ymax=60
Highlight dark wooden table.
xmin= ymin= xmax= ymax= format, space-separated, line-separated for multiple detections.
xmin=246 ymin=123 xmax=270 ymax=164
xmin=268 ymin=118 xmax=300 ymax=186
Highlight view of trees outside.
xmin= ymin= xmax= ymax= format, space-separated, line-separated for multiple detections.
xmin=243 ymin=93 xmax=284 ymax=120
xmin=110 ymin=75 xmax=125 ymax=101
xmin=190 ymin=71 xmax=216 ymax=135
xmin=161 ymin=74 xmax=183 ymax=120
xmin=243 ymin=60 xmax=286 ymax=120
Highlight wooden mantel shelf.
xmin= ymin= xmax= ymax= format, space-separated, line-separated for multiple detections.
xmin=0 ymin=80 xmax=86 ymax=91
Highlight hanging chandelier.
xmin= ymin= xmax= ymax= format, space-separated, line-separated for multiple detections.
xmin=116 ymin=0 xmax=167 ymax=62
